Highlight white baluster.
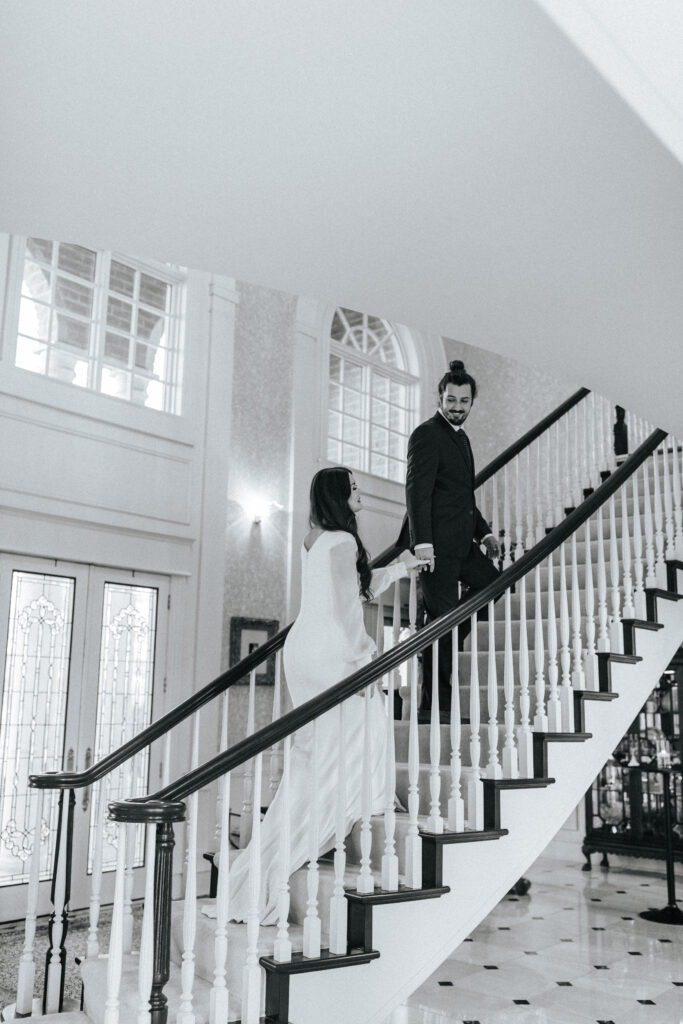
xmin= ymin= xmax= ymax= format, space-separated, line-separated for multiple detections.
xmin=491 ymin=473 xmax=500 ymax=565
xmin=45 ymin=790 xmax=71 ymax=1014
xmin=553 ymin=419 xmax=563 ymax=526
xmin=269 ymin=650 xmax=283 ymax=796
xmin=16 ymin=790 xmax=44 ymax=1015
xmin=596 ymin=506 xmax=610 ymax=652
xmin=643 ymin=455 xmax=657 ymax=588
xmin=486 ymin=601 xmax=502 ymax=777
xmin=605 ymin=396 xmax=617 ymax=473
xmin=533 ymin=565 xmax=548 ymax=728
xmin=514 ymin=456 xmax=524 ymax=561
xmin=653 ymin=444 xmax=668 ymax=587
xmin=621 ymin=482 xmax=636 ymax=622
xmin=536 ymin=436 xmax=545 ymax=542
xmin=328 ymin=710 xmax=347 ymax=954
xmin=87 ymin=779 xmax=107 ymax=959
xmin=587 ymin=392 xmax=599 ymax=490
xmin=584 ymin=518 xmax=598 ymax=691
xmin=525 ymin=447 xmax=535 ymax=551
xmin=273 ymin=735 xmax=292 ymax=961
xmin=571 ymin=531 xmax=585 ymax=688
xmin=578 ymin=397 xmax=588 ymax=496
xmin=382 ymin=642 xmax=399 ymax=889
xmin=501 ymin=589 xmax=518 ymax=778
xmin=427 ymin=640 xmax=443 ymax=833
xmin=210 ymin=760 xmax=234 ymax=1021
xmin=558 ymin=542 xmax=574 ymax=731
xmin=400 ymin=571 xmax=418 ymax=719
xmin=479 ymin=479 xmax=488 ymax=531
xmin=502 ymin=465 xmax=512 ymax=569
xmin=516 ymin=577 xmax=534 ymax=776
xmin=671 ymin=435 xmax=683 ymax=558
xmin=214 ymin=693 xmax=230 ymax=854
xmin=123 ymin=812 xmax=136 ymax=954
xmin=546 ymin=551 xmax=562 ymax=730
xmin=163 ymin=731 xmax=172 ymax=789
xmin=303 ymin=716 xmax=322 ymax=953
xmin=569 ymin=403 xmax=581 ymax=508
xmin=103 ymin=821 xmax=127 ymax=1024
xmin=662 ymin=439 xmax=675 ymax=560
xmin=403 ymin=648 xmax=422 ymax=888
xmin=242 ymin=752 xmax=263 ymax=1024
xmin=544 ymin=429 xmax=554 ymax=532
xmin=448 ymin=624 xmax=465 ymax=829
xmin=178 ymin=714 xmax=200 ymax=1024
xmin=608 ymin=494 xmax=623 ymax=652
xmin=356 ymin=687 xmax=375 ymax=894
xmin=240 ymin=669 xmax=257 ymax=848
xmin=632 ymin=469 xmax=646 ymax=618
xmin=137 ymin=823 xmax=157 ymax=1024
xmin=466 ymin=615 xmax=484 ymax=830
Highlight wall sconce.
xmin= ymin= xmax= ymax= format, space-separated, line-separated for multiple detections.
xmin=243 ymin=496 xmax=284 ymax=525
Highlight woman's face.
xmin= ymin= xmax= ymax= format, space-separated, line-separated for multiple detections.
xmin=347 ymin=472 xmax=362 ymax=514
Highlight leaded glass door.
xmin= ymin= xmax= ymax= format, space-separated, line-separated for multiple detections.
xmin=0 ymin=556 xmax=168 ymax=921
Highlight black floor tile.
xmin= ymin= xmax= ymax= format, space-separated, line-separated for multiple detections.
xmin=438 ymin=980 xmax=453 ymax=987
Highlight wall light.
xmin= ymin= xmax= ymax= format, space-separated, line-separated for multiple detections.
xmin=243 ymin=495 xmax=284 ymax=525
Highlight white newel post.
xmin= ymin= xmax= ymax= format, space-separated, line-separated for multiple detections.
xmin=356 ymin=687 xmax=375 ymax=894
xmin=137 ymin=823 xmax=157 ymax=1024
xmin=608 ymin=494 xmax=623 ymax=653
xmin=103 ymin=822 xmax=127 ymax=1024
xmin=516 ymin=577 xmax=534 ymax=776
xmin=240 ymin=669 xmax=257 ymax=848
xmin=502 ymin=589 xmax=519 ymax=779
xmin=466 ymin=615 xmax=484 ymax=830
xmin=242 ymin=752 xmax=263 ymax=1024
xmin=404 ymin=647 xmax=422 ymax=888
xmin=273 ymin=735 xmax=292 ymax=962
xmin=545 ymin=551 xmax=562 ymax=730
xmin=303 ymin=718 xmax=322 ymax=953
xmin=583 ymin=517 xmax=598 ymax=691
xmin=532 ymin=565 xmax=548 ymax=729
xmin=427 ymin=639 xmax=444 ymax=833
xmin=178 ymin=715 xmax=201 ymax=1024
xmin=448 ymin=624 xmax=466 ymax=829
xmin=558 ymin=542 xmax=574 ymax=731
xmin=328 ymin=710 xmax=347 ymax=954
xmin=596 ymin=508 xmax=610 ymax=653
xmin=16 ymin=790 xmax=45 ymax=1015
xmin=486 ymin=601 xmax=502 ymax=778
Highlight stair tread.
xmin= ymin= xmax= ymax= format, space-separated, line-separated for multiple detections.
xmin=344 ymin=883 xmax=450 ymax=904
xmin=260 ymin=947 xmax=380 ymax=974
xmin=620 ymin=618 xmax=664 ymax=630
xmin=419 ymin=826 xmax=509 ymax=843
xmin=483 ymin=776 xmax=555 ymax=788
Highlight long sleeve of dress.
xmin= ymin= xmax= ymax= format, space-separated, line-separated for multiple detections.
xmin=329 ymin=536 xmax=378 ymax=665
xmin=370 ymin=561 xmax=407 ymax=597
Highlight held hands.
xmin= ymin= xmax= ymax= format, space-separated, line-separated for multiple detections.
xmin=409 ymin=543 xmax=435 ymax=573
xmin=482 ymin=535 xmax=500 ymax=560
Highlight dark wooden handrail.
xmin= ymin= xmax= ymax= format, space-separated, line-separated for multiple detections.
xmin=29 ymin=386 xmax=591 ymax=792
xmin=149 ymin=428 xmax=666 ymax=804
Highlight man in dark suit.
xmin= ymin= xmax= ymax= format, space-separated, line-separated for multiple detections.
xmin=405 ymin=360 xmax=499 ymax=719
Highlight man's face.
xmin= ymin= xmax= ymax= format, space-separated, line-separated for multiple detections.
xmin=440 ymin=382 xmax=473 ymax=426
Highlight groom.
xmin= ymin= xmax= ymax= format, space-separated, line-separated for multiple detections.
xmin=405 ymin=360 xmax=499 ymax=719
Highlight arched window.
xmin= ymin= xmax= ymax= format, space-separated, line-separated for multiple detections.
xmin=326 ymin=307 xmax=419 ymax=483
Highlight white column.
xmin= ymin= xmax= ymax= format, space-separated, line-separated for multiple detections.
xmin=525 ymin=447 xmax=535 ymax=551
xmin=663 ymin=439 xmax=675 ymax=560
xmin=514 ymin=456 xmax=525 ymax=561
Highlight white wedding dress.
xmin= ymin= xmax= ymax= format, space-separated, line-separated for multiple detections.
xmin=227 ymin=529 xmax=406 ymax=924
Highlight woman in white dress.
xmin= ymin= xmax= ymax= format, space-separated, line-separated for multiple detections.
xmin=227 ymin=467 xmax=422 ymax=924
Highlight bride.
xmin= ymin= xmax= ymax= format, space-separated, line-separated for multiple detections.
xmin=227 ymin=466 xmax=423 ymax=924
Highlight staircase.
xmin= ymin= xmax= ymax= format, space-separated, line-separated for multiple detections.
xmin=5 ymin=393 xmax=683 ymax=1024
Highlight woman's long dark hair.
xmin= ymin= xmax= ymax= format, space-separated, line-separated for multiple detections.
xmin=309 ymin=467 xmax=373 ymax=600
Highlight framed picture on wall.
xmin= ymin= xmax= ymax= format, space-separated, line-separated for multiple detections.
xmin=229 ymin=616 xmax=279 ymax=685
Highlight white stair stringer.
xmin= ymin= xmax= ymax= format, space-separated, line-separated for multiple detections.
xmin=285 ymin=595 xmax=683 ymax=1024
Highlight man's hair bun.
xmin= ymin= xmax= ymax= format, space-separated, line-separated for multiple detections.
xmin=438 ymin=358 xmax=477 ymax=398
xmin=449 ymin=360 xmax=466 ymax=373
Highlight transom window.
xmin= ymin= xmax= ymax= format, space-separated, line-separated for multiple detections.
xmin=327 ymin=307 xmax=418 ymax=483
xmin=11 ymin=237 xmax=185 ymax=413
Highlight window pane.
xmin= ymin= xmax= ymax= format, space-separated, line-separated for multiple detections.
xmin=329 ymin=382 xmax=342 ymax=411
xmin=15 ymin=336 xmax=47 ymax=375
xmin=54 ymin=314 xmax=90 ymax=351
xmin=22 ymin=261 xmax=51 ymax=302
xmin=342 ymin=443 xmax=363 ymax=470
xmin=371 ymin=374 xmax=390 ymax=400
xmin=371 ymin=425 xmax=389 ymax=454
xmin=341 ymin=308 xmax=362 ymax=331
xmin=367 ymin=315 xmax=388 ymax=341
xmin=381 ymin=339 xmax=402 ymax=368
xmin=107 ymin=296 xmax=133 ymax=332
xmin=109 ymin=260 xmax=135 ymax=297
xmin=47 ymin=349 xmax=88 ymax=388
xmin=372 ymin=398 xmax=389 ymax=427
xmin=18 ymin=298 xmax=50 ymax=341
xmin=137 ymin=308 xmax=165 ymax=343
xmin=389 ymin=406 xmax=406 ymax=434
xmin=329 ymin=353 xmax=342 ymax=382
xmin=57 ymin=243 xmax=96 ymax=282
xmin=136 ymin=376 xmax=163 ymax=410
xmin=104 ymin=332 xmax=130 ymax=365
xmin=327 ymin=438 xmax=342 ymax=463
xmin=0 ymin=572 xmax=74 ymax=885
xmin=390 ymin=381 xmax=406 ymax=405
xmin=88 ymin=584 xmax=157 ymax=872
xmin=330 ymin=312 xmax=346 ymax=342
xmin=139 ymin=274 xmax=168 ymax=311
xmin=342 ymin=415 xmax=362 ymax=446
xmin=101 ymin=365 xmax=131 ymax=400
xmin=26 ymin=237 xmax=53 ymax=264
xmin=389 ymin=431 xmax=405 ymax=459
xmin=343 ymin=387 xmax=362 ymax=417
xmin=328 ymin=410 xmax=342 ymax=439
xmin=389 ymin=458 xmax=404 ymax=482
xmin=370 ymin=453 xmax=388 ymax=477
xmin=345 ymin=364 xmax=363 ymax=391
xmin=55 ymin=276 xmax=93 ymax=317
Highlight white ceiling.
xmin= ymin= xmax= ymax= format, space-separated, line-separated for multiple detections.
xmin=1 ymin=1 xmax=682 ymax=432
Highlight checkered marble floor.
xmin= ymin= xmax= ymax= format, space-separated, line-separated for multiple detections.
xmin=386 ymin=856 xmax=683 ymax=1024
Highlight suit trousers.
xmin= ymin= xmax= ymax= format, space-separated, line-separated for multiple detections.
xmin=419 ymin=544 xmax=500 ymax=713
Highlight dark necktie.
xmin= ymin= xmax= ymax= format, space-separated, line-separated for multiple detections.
xmin=457 ymin=429 xmax=473 ymax=474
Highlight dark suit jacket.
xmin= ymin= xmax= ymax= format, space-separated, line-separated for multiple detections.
xmin=404 ymin=411 xmax=491 ymax=560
